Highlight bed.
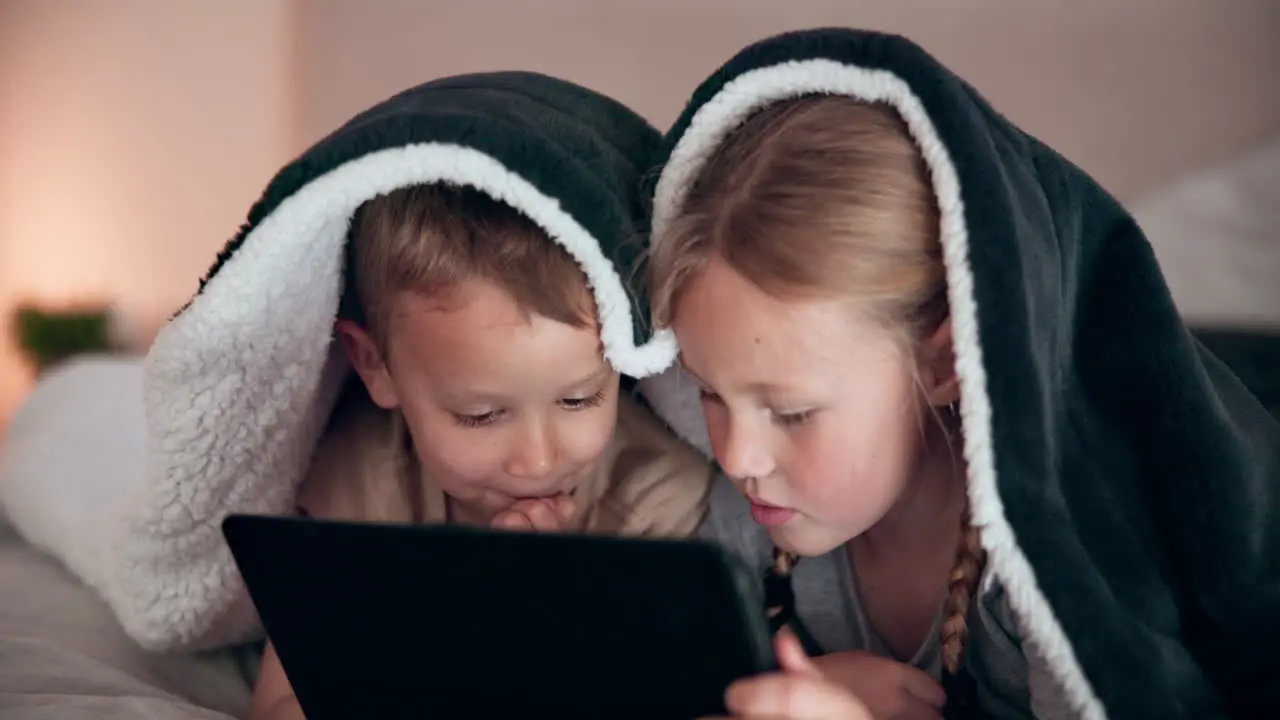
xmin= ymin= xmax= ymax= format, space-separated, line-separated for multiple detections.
xmin=0 ymin=510 xmax=254 ymax=718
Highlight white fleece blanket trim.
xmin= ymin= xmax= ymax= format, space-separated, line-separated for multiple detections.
xmin=648 ymin=60 xmax=1107 ymax=720
xmin=0 ymin=143 xmax=681 ymax=652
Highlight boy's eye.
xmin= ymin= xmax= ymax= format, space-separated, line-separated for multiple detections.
xmin=453 ymin=410 xmax=501 ymax=428
xmin=698 ymin=389 xmax=723 ymax=404
xmin=560 ymin=389 xmax=607 ymax=411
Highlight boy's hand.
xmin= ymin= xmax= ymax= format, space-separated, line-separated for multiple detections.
xmin=490 ymin=494 xmax=576 ymax=532
xmin=700 ymin=629 xmax=875 ymax=720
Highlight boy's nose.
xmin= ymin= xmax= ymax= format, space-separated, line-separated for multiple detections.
xmin=504 ymin=422 xmax=556 ymax=480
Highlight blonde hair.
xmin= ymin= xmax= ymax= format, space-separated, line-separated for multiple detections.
xmin=305 ymin=183 xmax=594 ymax=523
xmin=650 ymin=95 xmax=985 ymax=676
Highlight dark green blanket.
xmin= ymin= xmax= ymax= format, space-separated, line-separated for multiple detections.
xmin=1192 ymin=328 xmax=1280 ymax=420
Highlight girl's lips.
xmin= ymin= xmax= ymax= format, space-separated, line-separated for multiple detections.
xmin=748 ymin=497 xmax=796 ymax=527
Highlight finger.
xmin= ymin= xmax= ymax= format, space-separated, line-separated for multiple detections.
xmin=725 ymin=674 xmax=872 ymax=720
xmin=517 ymin=499 xmax=562 ymax=531
xmin=699 ymin=712 xmax=843 ymax=720
xmin=898 ymin=698 xmax=944 ymax=720
xmin=703 ymin=714 xmax=850 ymax=720
xmin=491 ymin=510 xmax=534 ymax=531
xmin=773 ymin=628 xmax=822 ymax=680
xmin=552 ymin=494 xmax=576 ymax=524
xmin=900 ymin=667 xmax=947 ymax=709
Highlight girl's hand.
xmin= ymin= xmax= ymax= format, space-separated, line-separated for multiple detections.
xmin=490 ymin=494 xmax=576 ymax=532
xmin=700 ymin=629 xmax=874 ymax=720
xmin=809 ymin=646 xmax=945 ymax=720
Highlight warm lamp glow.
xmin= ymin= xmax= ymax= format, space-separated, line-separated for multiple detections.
xmin=0 ymin=0 xmax=293 ymax=433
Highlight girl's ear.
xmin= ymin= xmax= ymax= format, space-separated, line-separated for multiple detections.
xmin=335 ymin=319 xmax=400 ymax=410
xmin=920 ymin=317 xmax=959 ymax=408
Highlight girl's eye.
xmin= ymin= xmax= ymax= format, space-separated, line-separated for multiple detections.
xmin=698 ymin=389 xmax=723 ymax=404
xmin=561 ymin=389 xmax=607 ymax=411
xmin=453 ymin=410 xmax=501 ymax=428
xmin=773 ymin=409 xmax=816 ymax=427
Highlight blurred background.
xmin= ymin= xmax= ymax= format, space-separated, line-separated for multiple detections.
xmin=1 ymin=0 xmax=1278 ymax=431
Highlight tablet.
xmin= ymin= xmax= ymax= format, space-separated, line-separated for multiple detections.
xmin=222 ymin=515 xmax=775 ymax=719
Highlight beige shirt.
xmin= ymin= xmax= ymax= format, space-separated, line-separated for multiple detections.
xmin=296 ymin=383 xmax=713 ymax=539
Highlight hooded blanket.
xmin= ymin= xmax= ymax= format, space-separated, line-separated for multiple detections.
xmin=646 ymin=29 xmax=1280 ymax=719
xmin=2 ymin=71 xmax=692 ymax=652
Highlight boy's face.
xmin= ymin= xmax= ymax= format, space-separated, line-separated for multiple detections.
xmin=340 ymin=279 xmax=620 ymax=525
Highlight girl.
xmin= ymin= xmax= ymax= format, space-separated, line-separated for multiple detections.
xmin=648 ymin=28 xmax=1279 ymax=720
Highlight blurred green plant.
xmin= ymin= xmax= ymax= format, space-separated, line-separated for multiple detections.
xmin=11 ymin=303 xmax=114 ymax=372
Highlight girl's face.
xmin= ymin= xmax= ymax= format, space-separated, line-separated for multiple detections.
xmin=671 ymin=256 xmax=947 ymax=557
xmin=342 ymin=279 xmax=619 ymax=525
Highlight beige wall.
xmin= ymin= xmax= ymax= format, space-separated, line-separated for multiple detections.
xmin=294 ymin=0 xmax=1280 ymax=201
xmin=0 ymin=0 xmax=15 ymax=424
xmin=1 ymin=0 xmax=1277 ymax=426
xmin=0 ymin=0 xmax=295 ymax=424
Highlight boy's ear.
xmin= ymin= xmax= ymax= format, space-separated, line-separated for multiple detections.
xmin=920 ymin=317 xmax=960 ymax=408
xmin=335 ymin=319 xmax=400 ymax=410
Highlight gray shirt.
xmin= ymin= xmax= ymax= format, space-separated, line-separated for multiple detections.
xmin=698 ymin=477 xmax=1040 ymax=718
